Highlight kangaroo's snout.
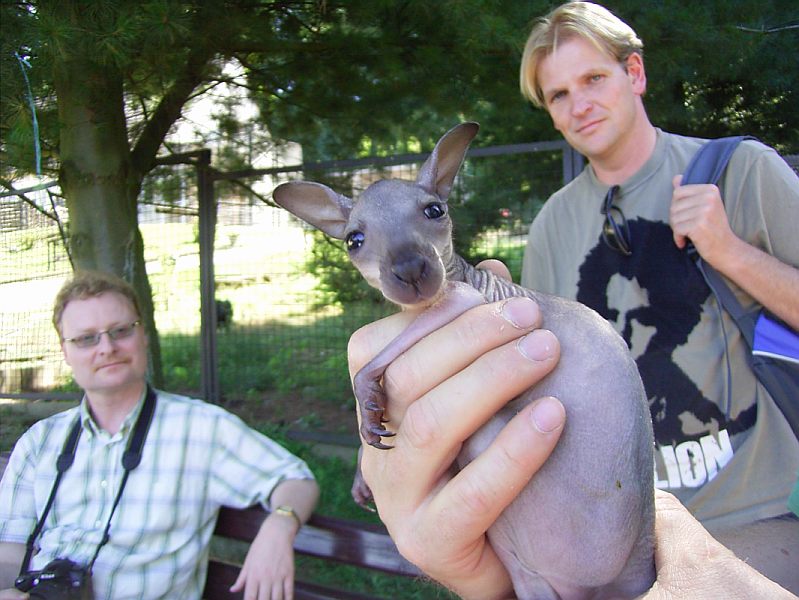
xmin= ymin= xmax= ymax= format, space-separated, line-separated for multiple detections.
xmin=377 ymin=247 xmax=445 ymax=307
xmin=391 ymin=254 xmax=427 ymax=286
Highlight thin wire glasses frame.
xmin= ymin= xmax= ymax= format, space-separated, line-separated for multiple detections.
xmin=63 ymin=321 xmax=142 ymax=348
xmin=601 ymin=185 xmax=632 ymax=256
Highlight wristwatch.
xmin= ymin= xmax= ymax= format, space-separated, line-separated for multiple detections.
xmin=273 ymin=505 xmax=302 ymax=529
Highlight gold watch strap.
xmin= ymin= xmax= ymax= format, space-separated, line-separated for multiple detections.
xmin=273 ymin=505 xmax=302 ymax=529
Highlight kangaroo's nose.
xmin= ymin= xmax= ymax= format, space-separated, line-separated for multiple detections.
xmin=392 ymin=256 xmax=427 ymax=285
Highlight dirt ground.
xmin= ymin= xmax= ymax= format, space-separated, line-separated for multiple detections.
xmin=224 ymin=391 xmax=359 ymax=438
xmin=0 ymin=391 xmax=360 ymax=456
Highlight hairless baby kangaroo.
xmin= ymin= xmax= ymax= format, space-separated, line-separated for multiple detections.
xmin=273 ymin=122 xmax=655 ymax=599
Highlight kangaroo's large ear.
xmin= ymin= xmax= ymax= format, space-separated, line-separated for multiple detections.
xmin=272 ymin=182 xmax=353 ymax=239
xmin=416 ymin=122 xmax=479 ymax=202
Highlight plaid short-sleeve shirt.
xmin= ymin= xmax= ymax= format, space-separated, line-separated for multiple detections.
xmin=0 ymin=389 xmax=314 ymax=599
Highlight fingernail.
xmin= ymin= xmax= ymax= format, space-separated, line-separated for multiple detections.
xmin=517 ymin=329 xmax=556 ymax=361
xmin=500 ymin=297 xmax=539 ymax=329
xmin=531 ymin=397 xmax=564 ymax=433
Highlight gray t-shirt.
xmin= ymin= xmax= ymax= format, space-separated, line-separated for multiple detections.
xmin=522 ymin=129 xmax=799 ymax=529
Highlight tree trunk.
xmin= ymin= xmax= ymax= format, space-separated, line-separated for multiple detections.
xmin=54 ymin=56 xmax=164 ymax=387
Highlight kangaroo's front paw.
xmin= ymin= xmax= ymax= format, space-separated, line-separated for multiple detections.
xmin=354 ymin=375 xmax=395 ymax=449
xmin=359 ymin=411 xmax=396 ymax=449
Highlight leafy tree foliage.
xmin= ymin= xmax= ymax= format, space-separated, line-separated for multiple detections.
xmin=255 ymin=0 xmax=799 ymax=304
xmin=622 ymin=0 xmax=798 ymax=151
xmin=1 ymin=0 xmax=796 ymax=360
xmin=1 ymin=0 xmax=537 ymax=379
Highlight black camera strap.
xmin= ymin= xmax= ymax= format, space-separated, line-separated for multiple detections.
xmin=19 ymin=414 xmax=82 ymax=574
xmin=19 ymin=385 xmax=157 ymax=576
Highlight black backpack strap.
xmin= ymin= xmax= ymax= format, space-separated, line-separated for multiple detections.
xmin=681 ymin=137 xmax=752 ymax=421
xmin=685 ymin=136 xmax=799 ymax=440
xmin=681 ymin=136 xmax=754 ymax=186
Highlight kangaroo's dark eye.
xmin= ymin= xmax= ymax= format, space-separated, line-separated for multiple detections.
xmin=424 ymin=202 xmax=446 ymax=219
xmin=346 ymin=231 xmax=365 ymax=251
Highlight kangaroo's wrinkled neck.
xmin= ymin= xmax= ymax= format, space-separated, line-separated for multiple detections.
xmin=446 ymin=253 xmax=535 ymax=304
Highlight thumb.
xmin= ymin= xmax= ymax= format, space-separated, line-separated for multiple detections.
xmin=672 ymin=174 xmax=683 ymax=189
xmin=229 ymin=568 xmax=245 ymax=592
xmin=477 ymin=259 xmax=512 ymax=281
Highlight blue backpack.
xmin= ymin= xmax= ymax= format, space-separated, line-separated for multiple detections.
xmin=682 ymin=136 xmax=799 ymax=440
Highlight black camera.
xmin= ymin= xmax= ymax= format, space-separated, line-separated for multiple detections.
xmin=15 ymin=558 xmax=92 ymax=600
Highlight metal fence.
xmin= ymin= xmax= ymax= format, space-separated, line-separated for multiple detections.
xmin=3 ymin=147 xmax=796 ymax=408
xmin=0 ymin=140 xmax=578 ymax=406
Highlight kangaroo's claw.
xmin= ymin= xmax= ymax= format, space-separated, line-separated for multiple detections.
xmin=369 ymin=440 xmax=394 ymax=450
xmin=369 ymin=426 xmax=396 ymax=438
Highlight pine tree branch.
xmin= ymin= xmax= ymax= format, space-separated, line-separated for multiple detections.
xmin=736 ymin=23 xmax=799 ymax=34
xmin=129 ymin=43 xmax=216 ymax=176
xmin=0 ymin=177 xmax=58 ymax=221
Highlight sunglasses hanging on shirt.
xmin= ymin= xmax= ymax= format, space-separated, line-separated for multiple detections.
xmin=600 ymin=185 xmax=632 ymax=256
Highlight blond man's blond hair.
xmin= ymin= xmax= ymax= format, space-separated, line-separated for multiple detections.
xmin=520 ymin=1 xmax=643 ymax=107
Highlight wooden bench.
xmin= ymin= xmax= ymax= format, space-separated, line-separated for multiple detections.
xmin=0 ymin=453 xmax=423 ymax=600
xmin=204 ymin=505 xmax=423 ymax=600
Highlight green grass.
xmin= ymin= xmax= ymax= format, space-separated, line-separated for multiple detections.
xmin=159 ymin=300 xmax=394 ymax=403
xmin=469 ymin=233 xmax=528 ymax=284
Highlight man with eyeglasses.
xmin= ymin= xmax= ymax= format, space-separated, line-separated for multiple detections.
xmin=0 ymin=270 xmax=319 ymax=599
xmin=346 ymin=1 xmax=798 ymax=596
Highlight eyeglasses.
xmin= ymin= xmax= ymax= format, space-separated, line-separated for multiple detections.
xmin=600 ymin=185 xmax=632 ymax=256
xmin=63 ymin=321 xmax=141 ymax=348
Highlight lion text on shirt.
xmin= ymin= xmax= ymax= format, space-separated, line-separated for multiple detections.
xmin=654 ymin=429 xmax=732 ymax=489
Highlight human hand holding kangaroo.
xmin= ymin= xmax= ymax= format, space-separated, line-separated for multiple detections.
xmin=274 ymin=123 xmax=656 ymax=599
xmin=349 ymin=298 xmax=566 ymax=600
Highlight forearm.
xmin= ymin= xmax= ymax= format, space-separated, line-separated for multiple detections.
xmin=709 ymin=237 xmax=799 ymax=331
xmin=645 ymin=492 xmax=798 ymax=599
xmin=645 ymin=553 xmax=796 ymax=600
xmin=233 ymin=479 xmax=319 ymax=595
xmin=708 ymin=515 xmax=799 ymax=595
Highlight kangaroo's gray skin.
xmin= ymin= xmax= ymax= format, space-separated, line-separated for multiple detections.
xmin=273 ymin=123 xmax=655 ymax=600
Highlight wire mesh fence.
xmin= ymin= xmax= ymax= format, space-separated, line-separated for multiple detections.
xmin=15 ymin=144 xmax=796 ymax=413
xmin=1 ymin=185 xmax=73 ymax=394
xmin=0 ymin=144 xmax=796 ymax=478
xmin=1 ymin=142 xmax=571 ymax=408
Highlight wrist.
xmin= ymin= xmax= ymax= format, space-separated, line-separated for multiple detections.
xmin=272 ymin=505 xmax=302 ymax=531
xmin=433 ymin=557 xmax=515 ymax=600
xmin=702 ymin=234 xmax=746 ymax=275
